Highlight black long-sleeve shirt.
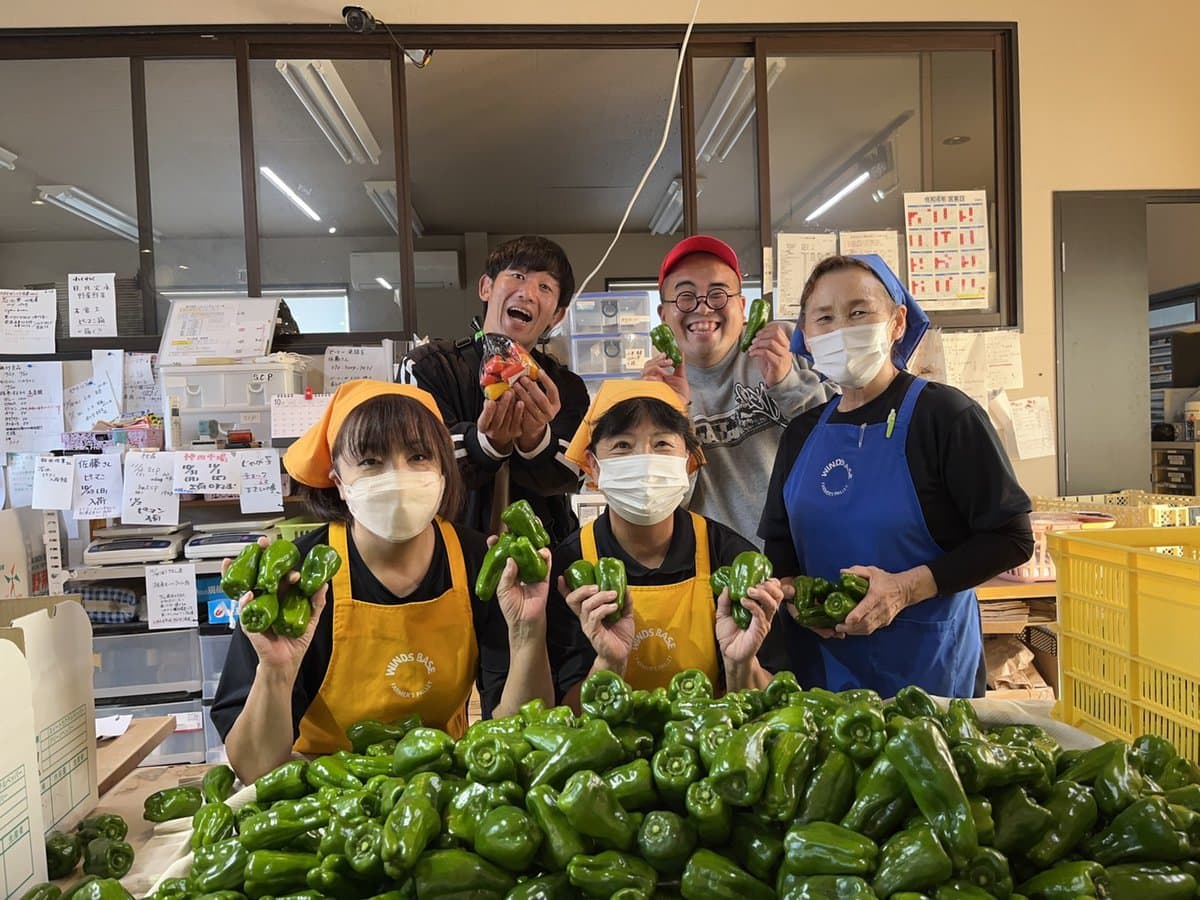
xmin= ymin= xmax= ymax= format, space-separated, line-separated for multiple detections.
xmin=758 ymin=372 xmax=1034 ymax=593
xmin=399 ymin=336 xmax=590 ymax=545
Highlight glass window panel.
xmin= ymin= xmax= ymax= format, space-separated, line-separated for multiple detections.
xmin=145 ymin=59 xmax=246 ymax=329
xmin=0 ymin=58 xmax=145 ymax=336
xmin=250 ymin=56 xmax=400 ymax=332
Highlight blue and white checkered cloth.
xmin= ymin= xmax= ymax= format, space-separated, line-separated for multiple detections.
xmin=80 ymin=585 xmax=138 ymax=624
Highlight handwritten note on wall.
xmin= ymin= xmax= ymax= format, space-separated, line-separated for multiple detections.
xmin=64 ymin=379 xmax=120 ymax=431
xmin=0 ymin=290 xmax=57 ymax=354
xmin=121 ymin=451 xmax=179 ymax=526
xmin=31 ymin=455 xmax=74 ymax=510
xmin=173 ymin=450 xmax=239 ymax=496
xmin=123 ymin=353 xmax=160 ymax=415
xmin=72 ymin=454 xmax=122 ymax=520
xmin=146 ymin=562 xmax=198 ymax=630
xmin=0 ymin=362 xmax=64 ymax=453
xmin=324 ymin=346 xmax=390 ymax=389
xmin=6 ymin=453 xmax=37 ymax=508
xmin=68 ymin=273 xmax=117 ymax=338
xmin=238 ymin=449 xmax=284 ymax=514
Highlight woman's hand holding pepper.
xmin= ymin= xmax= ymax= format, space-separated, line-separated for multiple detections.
xmin=836 ymin=564 xmax=937 ymax=636
xmin=496 ymin=544 xmax=551 ymax=645
xmin=559 ymin=577 xmax=634 ymax=675
xmin=715 ymin=578 xmax=782 ymax=664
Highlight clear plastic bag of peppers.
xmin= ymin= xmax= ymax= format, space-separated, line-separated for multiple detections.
xmin=67 ymin=673 xmax=1200 ymax=900
xmin=479 ymin=332 xmax=539 ymax=402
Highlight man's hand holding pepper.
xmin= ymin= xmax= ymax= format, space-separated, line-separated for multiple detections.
xmin=476 ymin=388 xmax=524 ymax=457
xmin=510 ymin=370 xmax=561 ymax=455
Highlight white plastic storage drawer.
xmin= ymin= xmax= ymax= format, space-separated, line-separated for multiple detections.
xmin=570 ymin=334 xmax=653 ymax=376
xmin=161 ymin=359 xmax=308 ymax=449
xmin=203 ymin=702 xmax=228 ymax=764
xmin=568 ymin=292 xmax=654 ymax=335
xmin=200 ymin=632 xmax=233 ymax=701
xmin=100 ymin=698 xmax=206 ymax=766
xmin=93 ymin=629 xmax=202 ymax=700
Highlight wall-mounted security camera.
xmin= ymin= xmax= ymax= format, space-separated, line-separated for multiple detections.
xmin=342 ymin=6 xmax=378 ymax=34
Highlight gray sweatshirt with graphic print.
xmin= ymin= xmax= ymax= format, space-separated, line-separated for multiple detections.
xmin=686 ymin=342 xmax=831 ymax=547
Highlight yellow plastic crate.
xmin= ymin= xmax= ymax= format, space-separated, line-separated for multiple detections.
xmin=1034 ymin=490 xmax=1200 ymax=528
xmin=276 ymin=516 xmax=325 ymax=542
xmin=1047 ymin=526 xmax=1200 ymax=762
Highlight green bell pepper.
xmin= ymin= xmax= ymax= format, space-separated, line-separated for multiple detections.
xmin=392 ymin=726 xmax=454 ymax=778
xmin=782 ymin=821 xmax=878 ymax=877
xmin=697 ymin=723 xmax=735 ymax=772
xmin=297 ymin=542 xmax=342 ymax=596
xmin=563 ymin=558 xmax=596 ymax=593
xmin=596 ymin=556 xmax=627 ymax=625
xmin=506 ymin=873 xmax=572 ymax=900
xmin=344 ymin=819 xmax=384 ymax=880
xmin=476 ymin=533 xmax=516 ymax=602
xmin=191 ymin=801 xmax=236 ymax=848
xmin=838 ymin=572 xmax=870 ymax=601
xmin=509 ymin=535 xmax=548 ymax=583
xmin=20 ymin=884 xmax=62 ymax=900
xmin=501 ymin=499 xmax=551 ymax=550
xmin=958 ymin=846 xmax=1013 ymax=899
xmin=1082 ymin=795 xmax=1198 ymax=865
xmin=242 ymin=850 xmax=317 ymax=899
xmin=253 ymin=759 xmax=310 ymax=803
xmin=237 ymin=805 xmax=327 ymax=852
xmin=1058 ymin=740 xmax=1124 ymax=783
xmin=1130 ymin=734 xmax=1178 ymax=780
xmin=763 ymin=731 xmax=817 ymax=822
xmin=336 ymin=751 xmax=393 ymax=781
xmin=638 ymin=809 xmax=696 ymax=875
xmin=1165 ymin=783 xmax=1200 ymax=812
xmin=256 ymin=538 xmax=300 ymax=594
xmin=829 ymin=700 xmax=886 ymax=762
xmin=823 ymin=591 xmax=858 ymax=624
xmin=604 ymin=758 xmax=658 ymax=811
xmin=796 ymin=748 xmax=857 ymax=825
xmin=518 ymin=750 xmax=550 ymax=790
xmin=711 ymin=564 xmax=733 ymax=600
xmin=199 ymin=765 xmax=236 ymax=805
xmin=941 ymin=699 xmax=984 ymax=746
xmin=579 ymin=669 xmax=632 ymax=726
xmin=934 ymin=882 xmax=994 ymax=900
xmin=613 ymin=723 xmax=656 ymax=760
xmin=1093 ymin=741 xmax=1150 ymax=818
xmin=777 ymin=873 xmax=875 ymax=899
xmin=652 ymin=744 xmax=701 ymax=811
xmin=306 ymin=853 xmax=372 ymax=899
xmin=568 ymin=851 xmax=657 ymax=898
xmin=380 ymin=791 xmax=439 ymax=880
xmin=45 ymin=830 xmax=82 ymax=879
xmin=1018 ymin=860 xmax=1109 ymax=899
xmin=951 ymin=738 xmax=1046 ymax=793
xmin=444 ymin=780 xmax=523 ymax=844
xmin=992 ymin=784 xmax=1053 ymax=855
xmin=346 ymin=717 xmax=418 ymax=754
xmin=840 ymin=753 xmax=913 ymax=842
xmin=670 ymin=667 xmax=714 ymax=702
xmin=558 ymin=769 xmax=637 ymax=850
xmin=273 ymin=583 xmax=313 ymax=639
xmin=473 ymin=804 xmax=543 ymax=872
xmin=893 ymin=685 xmax=940 ymax=720
xmin=64 ymin=880 xmax=132 ymax=900
xmin=529 ymin=718 xmax=624 ymax=790
xmin=1025 ymin=779 xmax=1098 ymax=867
xmin=412 ymin=849 xmax=515 ymax=897
xmin=81 ymin=838 xmax=132 ymax=880
xmin=885 ymin=716 xmax=977 ymax=868
xmin=143 ymin=785 xmax=203 ymax=822
xmin=764 ymin=670 xmax=802 ymax=709
xmin=968 ymin=795 xmax=994 ymax=846
xmin=872 ymin=823 xmax=954 ymax=899
xmin=709 ymin=720 xmax=772 ymax=806
xmin=306 ymin=754 xmax=363 ymax=791
xmin=1104 ymin=862 xmax=1197 ymax=900
xmin=686 ymin=777 xmax=732 ymax=846
xmin=1157 ymin=756 xmax=1200 ymax=791
xmin=239 ymin=590 xmax=280 ymax=634
xmin=221 ymin=542 xmax=261 ymax=599
xmin=651 ymin=322 xmax=683 ymax=367
xmin=190 ymin=838 xmax=249 ymax=893
xmin=525 ymin=783 xmax=587 ymax=871
xmin=730 ymin=811 xmax=785 ymax=882
xmin=682 ymin=848 xmax=775 ymax=900
xmin=466 ymin=736 xmax=519 ymax=784
xmin=740 ymin=298 xmax=770 ymax=352
xmin=75 ymin=814 xmax=128 ymax=845
xmin=729 ymin=550 xmax=772 ymax=629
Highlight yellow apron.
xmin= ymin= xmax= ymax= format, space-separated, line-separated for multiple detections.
xmin=580 ymin=512 xmax=719 ymax=691
xmin=294 ymin=518 xmax=479 ymax=753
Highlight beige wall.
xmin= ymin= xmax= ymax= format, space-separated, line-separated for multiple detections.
xmin=8 ymin=1 xmax=1200 ymax=496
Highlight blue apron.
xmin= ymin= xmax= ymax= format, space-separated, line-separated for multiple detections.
xmin=782 ymin=376 xmax=983 ymax=697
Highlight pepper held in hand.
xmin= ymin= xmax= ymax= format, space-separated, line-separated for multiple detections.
xmin=501 ymin=499 xmax=551 ymax=550
xmin=729 ymin=550 xmax=772 ymax=630
xmin=255 ymin=539 xmax=300 ymax=594
xmin=740 ymin=297 xmax=770 ymax=352
xmin=651 ymin=323 xmax=683 ymax=367
xmin=297 ymin=543 xmax=341 ymax=597
xmin=220 ymin=543 xmax=261 ymax=600
xmin=596 ymin=557 xmax=627 ymax=625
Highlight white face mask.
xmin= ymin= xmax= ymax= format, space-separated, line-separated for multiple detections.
xmin=341 ymin=470 xmax=445 ymax=543
xmin=806 ymin=320 xmax=895 ymax=388
xmin=596 ymin=454 xmax=690 ymax=526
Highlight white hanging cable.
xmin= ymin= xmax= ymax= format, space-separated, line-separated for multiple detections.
xmin=572 ymin=0 xmax=703 ymax=299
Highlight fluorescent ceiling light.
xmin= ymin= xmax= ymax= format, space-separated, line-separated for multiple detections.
xmin=260 ymin=166 xmax=322 ymax=221
xmin=375 ymin=277 xmax=394 ymax=290
xmin=363 ymin=180 xmax=424 ymax=236
xmin=804 ymin=171 xmax=870 ymax=223
xmin=35 ymin=184 xmax=141 ymax=242
xmin=648 ymin=177 xmax=704 ymax=236
xmin=694 ymin=58 xmax=786 ymax=164
xmin=0 ymin=146 xmax=16 ymax=170
xmin=162 ymin=287 xmax=347 ymax=298
xmin=277 ymin=59 xmax=382 ymax=166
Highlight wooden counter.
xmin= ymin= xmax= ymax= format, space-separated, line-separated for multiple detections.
xmin=976 ymin=577 xmax=1056 ymax=602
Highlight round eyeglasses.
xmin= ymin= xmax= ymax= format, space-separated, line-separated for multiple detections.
xmin=666 ymin=288 xmax=739 ymax=314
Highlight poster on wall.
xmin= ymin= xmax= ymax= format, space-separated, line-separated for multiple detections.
xmin=903 ymin=190 xmax=990 ymax=311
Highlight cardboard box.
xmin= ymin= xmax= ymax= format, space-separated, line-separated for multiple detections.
xmin=0 ymin=508 xmax=48 ymax=598
xmin=0 ymin=596 xmax=99 ymax=837
xmin=0 ymin=639 xmax=48 ymax=895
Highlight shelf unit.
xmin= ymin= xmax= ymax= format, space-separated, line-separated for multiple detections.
xmin=1151 ymin=441 xmax=1200 ymax=496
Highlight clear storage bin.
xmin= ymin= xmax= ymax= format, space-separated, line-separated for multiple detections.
xmin=200 ymin=632 xmax=232 ymax=701
xmin=98 ymin=697 xmax=206 ymax=766
xmin=570 ymin=334 xmax=653 ymax=376
xmin=567 ymin=292 xmax=654 ymax=335
xmin=93 ymin=629 xmax=201 ymax=699
xmin=203 ymin=702 xmax=228 ymax=764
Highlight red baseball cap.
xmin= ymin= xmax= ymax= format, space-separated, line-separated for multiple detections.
xmin=658 ymin=235 xmax=741 ymax=287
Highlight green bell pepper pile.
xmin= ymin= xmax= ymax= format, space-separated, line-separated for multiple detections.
xmin=135 ymin=672 xmax=1200 ymax=900
xmin=221 ymin=538 xmax=342 ymax=636
xmin=30 ymin=813 xmax=134 ymax=895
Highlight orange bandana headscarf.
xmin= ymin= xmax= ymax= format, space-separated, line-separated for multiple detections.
xmin=564 ymin=379 xmax=705 ymax=488
xmin=283 ymin=380 xmax=444 ymax=488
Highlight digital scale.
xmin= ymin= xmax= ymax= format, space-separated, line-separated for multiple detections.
xmin=184 ymin=517 xmax=284 ymax=560
xmin=82 ymin=523 xmax=192 ymax=567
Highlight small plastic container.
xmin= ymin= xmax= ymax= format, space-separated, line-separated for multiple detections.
xmin=97 ymin=697 xmax=207 ymax=766
xmin=567 ymin=292 xmax=654 ymax=335
xmin=200 ymin=632 xmax=232 ymax=701
xmin=92 ymin=629 xmax=202 ymax=699
xmin=570 ymin=334 xmax=653 ymax=376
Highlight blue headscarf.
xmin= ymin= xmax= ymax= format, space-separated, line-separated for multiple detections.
xmin=789 ymin=253 xmax=931 ymax=366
